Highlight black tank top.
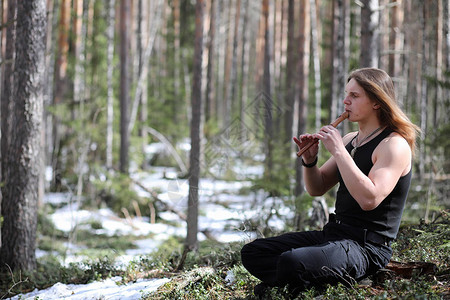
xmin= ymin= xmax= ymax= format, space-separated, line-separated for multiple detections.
xmin=335 ymin=128 xmax=412 ymax=239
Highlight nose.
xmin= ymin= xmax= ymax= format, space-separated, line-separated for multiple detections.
xmin=343 ymin=96 xmax=351 ymax=105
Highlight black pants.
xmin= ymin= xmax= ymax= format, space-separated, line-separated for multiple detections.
xmin=240 ymin=221 xmax=392 ymax=290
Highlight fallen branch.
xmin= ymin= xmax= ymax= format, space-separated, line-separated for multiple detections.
xmin=386 ymin=260 xmax=438 ymax=278
xmin=131 ymin=178 xmax=218 ymax=243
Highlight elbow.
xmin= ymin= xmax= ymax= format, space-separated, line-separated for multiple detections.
xmin=358 ymin=197 xmax=381 ymax=211
xmin=306 ymin=188 xmax=325 ymax=197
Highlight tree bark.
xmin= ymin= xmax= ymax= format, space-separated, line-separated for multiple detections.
xmin=204 ymin=0 xmax=215 ymax=123
xmin=119 ymin=0 xmax=130 ymax=174
xmin=360 ymin=0 xmax=379 ymax=67
xmin=283 ymin=0 xmax=296 ymax=146
xmin=51 ymin=0 xmax=71 ymax=190
xmin=310 ymin=0 xmax=322 ymax=131
xmin=0 ymin=0 xmax=46 ymax=271
xmin=294 ymin=0 xmax=310 ymax=228
xmin=106 ymin=0 xmax=115 ymax=170
xmin=185 ymin=0 xmax=204 ymax=254
xmin=262 ymin=0 xmax=274 ymax=179
xmin=0 ymin=0 xmax=17 ymax=251
xmin=330 ymin=0 xmax=350 ymax=123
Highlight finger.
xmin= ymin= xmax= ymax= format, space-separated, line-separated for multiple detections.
xmin=293 ymin=137 xmax=302 ymax=147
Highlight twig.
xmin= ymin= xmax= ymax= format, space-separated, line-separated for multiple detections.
xmin=0 ymin=264 xmax=29 ymax=300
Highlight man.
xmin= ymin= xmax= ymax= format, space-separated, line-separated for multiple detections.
xmin=241 ymin=68 xmax=420 ymax=297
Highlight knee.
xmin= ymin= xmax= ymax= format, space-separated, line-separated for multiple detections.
xmin=240 ymin=240 xmax=257 ymax=266
xmin=276 ymin=251 xmax=306 ymax=287
xmin=278 ymin=251 xmax=301 ymax=274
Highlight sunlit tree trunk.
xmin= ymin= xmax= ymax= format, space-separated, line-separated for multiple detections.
xmin=379 ymin=0 xmax=389 ymax=70
xmin=389 ymin=0 xmax=405 ymax=103
xmin=360 ymin=0 xmax=379 ymax=67
xmin=294 ymin=0 xmax=310 ymax=228
xmin=186 ymin=0 xmax=204 ymax=254
xmin=283 ymin=0 xmax=296 ymax=146
xmin=310 ymin=0 xmax=322 ymax=131
xmin=73 ymin=0 xmax=86 ymax=109
xmin=52 ymin=0 xmax=70 ymax=190
xmin=330 ymin=0 xmax=350 ymax=123
xmin=106 ymin=0 xmax=115 ymax=170
xmin=0 ymin=0 xmax=46 ymax=271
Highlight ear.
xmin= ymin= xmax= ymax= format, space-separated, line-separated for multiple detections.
xmin=373 ymin=103 xmax=381 ymax=110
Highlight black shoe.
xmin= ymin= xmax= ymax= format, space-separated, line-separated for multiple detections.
xmin=254 ymin=283 xmax=270 ymax=299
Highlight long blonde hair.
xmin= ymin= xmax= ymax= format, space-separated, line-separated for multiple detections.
xmin=348 ymin=68 xmax=420 ymax=156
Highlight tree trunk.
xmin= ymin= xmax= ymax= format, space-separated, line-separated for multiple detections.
xmin=1 ymin=0 xmax=17 ymax=251
xmin=222 ymin=3 xmax=234 ymax=126
xmin=204 ymin=0 xmax=215 ymax=123
xmin=228 ymin=0 xmax=241 ymax=120
xmin=120 ymin=0 xmax=130 ymax=174
xmin=310 ymin=0 xmax=322 ymax=131
xmin=418 ymin=2 xmax=427 ymax=180
xmin=378 ymin=0 xmax=389 ymax=70
xmin=0 ymin=0 xmax=46 ymax=271
xmin=389 ymin=0 xmax=405 ymax=103
xmin=262 ymin=0 xmax=274 ymax=179
xmin=42 ymin=0 xmax=59 ymax=200
xmin=106 ymin=0 xmax=115 ymax=170
xmin=360 ymin=0 xmax=379 ymax=67
xmin=330 ymin=0 xmax=350 ymax=123
xmin=294 ymin=0 xmax=310 ymax=228
xmin=52 ymin=0 xmax=71 ymax=190
xmin=185 ymin=0 xmax=204 ymax=254
xmin=283 ymin=0 xmax=296 ymax=146
xmin=239 ymin=0 xmax=250 ymax=139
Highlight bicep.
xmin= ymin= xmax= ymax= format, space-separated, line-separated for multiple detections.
xmin=368 ymin=138 xmax=411 ymax=200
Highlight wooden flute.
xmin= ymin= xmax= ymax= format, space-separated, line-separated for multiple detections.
xmin=293 ymin=111 xmax=349 ymax=157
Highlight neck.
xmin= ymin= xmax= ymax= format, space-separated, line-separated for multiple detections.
xmin=358 ymin=119 xmax=382 ymax=137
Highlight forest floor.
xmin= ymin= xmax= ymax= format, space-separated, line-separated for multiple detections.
xmin=0 ymin=157 xmax=449 ymax=299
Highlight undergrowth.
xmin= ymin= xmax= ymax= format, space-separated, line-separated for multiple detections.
xmin=1 ymin=212 xmax=449 ymax=299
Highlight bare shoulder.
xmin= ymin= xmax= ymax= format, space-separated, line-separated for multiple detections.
xmin=374 ymin=132 xmax=411 ymax=174
xmin=380 ymin=132 xmax=410 ymax=152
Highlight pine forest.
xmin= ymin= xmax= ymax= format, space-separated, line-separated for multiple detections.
xmin=0 ymin=0 xmax=449 ymax=299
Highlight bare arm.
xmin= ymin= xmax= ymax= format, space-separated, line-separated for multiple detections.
xmin=297 ymin=132 xmax=355 ymax=196
xmin=334 ymin=133 xmax=411 ymax=210
xmin=319 ymin=128 xmax=411 ymax=211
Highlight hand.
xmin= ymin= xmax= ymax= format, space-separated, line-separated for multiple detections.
xmin=314 ymin=125 xmax=343 ymax=156
xmin=293 ymin=134 xmax=319 ymax=163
